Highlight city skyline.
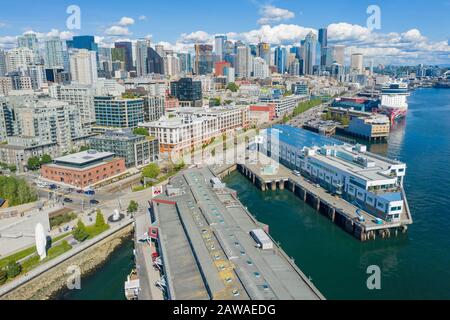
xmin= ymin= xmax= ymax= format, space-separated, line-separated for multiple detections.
xmin=0 ymin=0 xmax=449 ymax=65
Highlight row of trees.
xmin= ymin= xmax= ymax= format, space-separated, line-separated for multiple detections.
xmin=0 ymin=261 xmax=22 ymax=284
xmin=0 ymin=161 xmax=16 ymax=173
xmin=0 ymin=176 xmax=37 ymax=206
xmin=73 ymin=210 xmax=107 ymax=242
xmin=321 ymin=112 xmax=351 ymax=126
xmin=27 ymin=154 xmax=53 ymax=171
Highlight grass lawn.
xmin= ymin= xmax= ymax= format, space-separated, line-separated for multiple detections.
xmin=21 ymin=240 xmax=72 ymax=273
xmin=0 ymin=232 xmax=72 ymax=269
xmin=0 ymin=246 xmax=36 ymax=269
xmin=86 ymin=224 xmax=110 ymax=239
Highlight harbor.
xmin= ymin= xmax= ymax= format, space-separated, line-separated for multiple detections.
xmin=215 ymin=152 xmax=411 ymax=241
xmin=144 ymin=166 xmax=324 ymax=300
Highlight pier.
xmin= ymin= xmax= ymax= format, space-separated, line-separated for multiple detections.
xmin=214 ymin=154 xmax=412 ymax=242
xmin=149 ymin=167 xmax=324 ymax=300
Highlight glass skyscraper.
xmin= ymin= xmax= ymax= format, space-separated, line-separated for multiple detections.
xmin=115 ymin=42 xmax=134 ymax=72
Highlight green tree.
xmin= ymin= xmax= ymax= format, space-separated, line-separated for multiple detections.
xmin=79 ymin=145 xmax=90 ymax=152
xmin=27 ymin=156 xmax=41 ymax=170
xmin=142 ymin=163 xmax=160 ymax=179
xmin=6 ymin=261 xmax=22 ymax=279
xmin=0 ymin=269 xmax=7 ymax=284
xmin=341 ymin=116 xmax=350 ymax=126
xmin=40 ymin=154 xmax=52 ymax=165
xmin=0 ymin=176 xmax=37 ymax=206
xmin=127 ymin=200 xmax=139 ymax=214
xmin=73 ymin=220 xmax=89 ymax=242
xmin=133 ymin=127 xmax=149 ymax=136
xmin=95 ymin=210 xmax=106 ymax=227
xmin=226 ymin=82 xmax=239 ymax=92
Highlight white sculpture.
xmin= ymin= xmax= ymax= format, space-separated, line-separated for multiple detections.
xmin=35 ymin=223 xmax=47 ymax=261
xmin=113 ymin=209 xmax=120 ymax=221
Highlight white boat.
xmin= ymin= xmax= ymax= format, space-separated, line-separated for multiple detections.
xmin=379 ymin=82 xmax=410 ymax=122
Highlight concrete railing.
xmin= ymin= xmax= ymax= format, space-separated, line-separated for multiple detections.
xmin=0 ymin=219 xmax=133 ymax=298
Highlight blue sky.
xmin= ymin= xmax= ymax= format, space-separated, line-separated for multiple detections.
xmin=1 ymin=0 xmax=449 ymax=64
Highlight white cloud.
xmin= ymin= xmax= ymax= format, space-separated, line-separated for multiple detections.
xmin=104 ymin=25 xmax=132 ymax=36
xmin=0 ymin=35 xmax=16 ymax=49
xmin=118 ymin=17 xmax=135 ymax=26
xmin=138 ymin=15 xmax=147 ymax=21
xmin=328 ymin=23 xmax=371 ymax=42
xmin=257 ymin=5 xmax=295 ymax=25
xmin=401 ymin=29 xmax=426 ymax=43
xmin=179 ymin=30 xmax=212 ymax=44
xmin=239 ymin=24 xmax=315 ymax=45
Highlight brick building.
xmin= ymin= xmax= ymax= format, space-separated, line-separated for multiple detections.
xmin=41 ymin=150 xmax=126 ymax=188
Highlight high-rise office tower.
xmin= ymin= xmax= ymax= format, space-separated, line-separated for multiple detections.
xmin=319 ymin=28 xmax=328 ymax=68
xmin=258 ymin=42 xmax=271 ymax=66
xmin=5 ymin=48 xmax=34 ymax=73
xmin=289 ymin=59 xmax=301 ymax=76
xmin=323 ymin=47 xmax=334 ymax=68
xmin=236 ymin=45 xmax=253 ymax=78
xmin=333 ymin=45 xmax=345 ymax=65
xmin=147 ymin=48 xmax=164 ymax=75
xmin=155 ymin=45 xmax=165 ymax=58
xmin=69 ymin=35 xmax=98 ymax=52
xmin=0 ymin=50 xmax=6 ymax=76
xmin=302 ymin=32 xmax=317 ymax=75
xmin=318 ymin=28 xmax=328 ymax=49
xmin=44 ymin=37 xmax=65 ymax=68
xmin=350 ymin=53 xmax=364 ymax=74
xmin=195 ymin=44 xmax=214 ymax=75
xmin=253 ymin=57 xmax=269 ymax=79
xmin=115 ymin=42 xmax=134 ymax=72
xmin=274 ymin=46 xmax=287 ymax=74
xmin=178 ymin=52 xmax=192 ymax=74
xmin=170 ymin=78 xmax=203 ymax=107
xmin=136 ymin=39 xmax=151 ymax=76
xmin=165 ymin=54 xmax=181 ymax=76
xmin=17 ymin=33 xmax=40 ymax=64
xmin=69 ymin=49 xmax=98 ymax=85
xmin=111 ymin=47 xmax=126 ymax=72
xmin=98 ymin=47 xmax=112 ymax=77
xmin=215 ymin=35 xmax=227 ymax=60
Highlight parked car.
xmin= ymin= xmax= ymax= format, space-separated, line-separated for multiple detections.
xmin=49 ymin=184 xmax=58 ymax=190
xmin=89 ymin=199 xmax=99 ymax=205
xmin=63 ymin=198 xmax=73 ymax=203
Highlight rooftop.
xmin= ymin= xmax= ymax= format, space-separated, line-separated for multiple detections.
xmin=53 ymin=150 xmax=115 ymax=166
xmin=152 ymin=167 xmax=324 ymax=300
xmin=268 ymin=124 xmax=344 ymax=148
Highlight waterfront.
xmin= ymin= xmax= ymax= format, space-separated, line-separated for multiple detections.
xmin=55 ymin=238 xmax=134 ymax=300
xmin=224 ymin=88 xmax=450 ymax=300
xmin=55 ymin=88 xmax=450 ymax=300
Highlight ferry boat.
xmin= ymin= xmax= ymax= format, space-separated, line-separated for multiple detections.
xmin=124 ymin=269 xmax=140 ymax=300
xmin=379 ymin=82 xmax=410 ymax=122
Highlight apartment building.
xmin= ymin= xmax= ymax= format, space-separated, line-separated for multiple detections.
xmin=89 ymin=129 xmax=159 ymax=168
xmin=140 ymin=106 xmax=249 ymax=157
